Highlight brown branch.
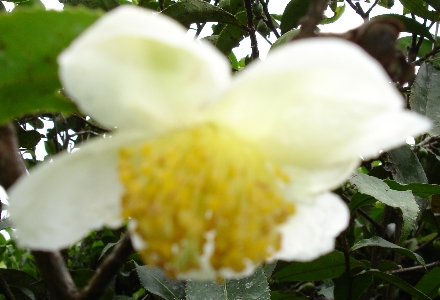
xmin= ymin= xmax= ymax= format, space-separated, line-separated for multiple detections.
xmin=260 ymin=0 xmax=280 ymax=38
xmin=33 ymin=251 xmax=80 ymax=300
xmin=0 ymin=124 xmax=27 ymax=191
xmin=0 ymin=122 xmax=80 ymax=300
xmin=244 ymin=0 xmax=259 ymax=60
xmin=81 ymin=234 xmax=134 ymax=300
xmin=292 ymin=0 xmax=328 ymax=40
xmin=388 ymin=261 xmax=440 ymax=275
xmin=414 ymin=44 xmax=440 ymax=65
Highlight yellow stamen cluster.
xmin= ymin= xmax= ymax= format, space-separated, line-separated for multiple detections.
xmin=118 ymin=124 xmax=295 ymax=277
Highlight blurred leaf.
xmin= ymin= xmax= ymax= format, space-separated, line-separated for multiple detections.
xmin=399 ymin=0 xmax=440 ymax=21
xmin=411 ymin=62 xmax=440 ymax=136
xmin=372 ymin=14 xmax=434 ymax=41
xmin=270 ymin=29 xmax=298 ymax=51
xmin=349 ymin=173 xmax=419 ymax=243
xmin=384 ymin=180 xmax=440 ymax=198
xmin=321 ymin=2 xmax=345 ymax=24
xmin=162 ymin=0 xmax=243 ymax=28
xmin=350 ymin=236 xmax=425 ymax=267
xmin=186 ymin=268 xmax=270 ymax=300
xmin=413 ymin=267 xmax=440 ymax=299
xmin=377 ymin=260 xmax=401 ymax=272
xmin=61 ymin=0 xmax=118 ymax=11
xmin=334 ymin=273 xmax=372 ymax=300
xmin=71 ymin=269 xmax=95 ymax=289
xmin=280 ymin=0 xmax=309 ymax=34
xmin=273 ymin=251 xmax=363 ymax=282
xmin=0 ymin=9 xmax=100 ymax=125
xmin=363 ymin=270 xmax=430 ymax=300
xmin=425 ymin=0 xmax=440 ymax=10
xmin=136 ymin=265 xmax=186 ymax=300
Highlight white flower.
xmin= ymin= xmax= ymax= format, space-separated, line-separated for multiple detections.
xmin=8 ymin=6 xmax=430 ymax=280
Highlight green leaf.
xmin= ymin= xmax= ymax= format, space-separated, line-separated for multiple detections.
xmin=413 ymin=267 xmax=440 ymax=299
xmin=384 ymin=180 xmax=440 ymax=198
xmin=162 ymin=0 xmax=243 ymax=28
xmin=399 ymin=0 xmax=440 ymax=21
xmin=372 ymin=14 xmax=434 ymax=41
xmin=15 ymin=126 xmax=41 ymax=149
xmin=348 ymin=193 xmax=376 ymax=212
xmin=425 ymin=0 xmax=440 ymax=10
xmin=273 ymin=251 xmax=363 ymax=282
xmin=60 ymin=0 xmax=119 ymax=11
xmin=186 ymin=268 xmax=270 ymax=300
xmin=362 ymin=270 xmax=430 ymax=300
xmin=321 ymin=2 xmax=345 ymax=25
xmin=349 ymin=173 xmax=419 ymax=242
xmin=270 ymin=29 xmax=299 ymax=51
xmin=0 ymin=8 xmax=100 ymax=125
xmin=214 ymin=10 xmax=248 ymax=55
xmin=388 ymin=145 xmax=428 ymax=184
xmin=136 ymin=265 xmax=186 ymax=300
xmin=280 ymin=0 xmax=309 ymax=34
xmin=350 ymin=236 xmax=425 ymax=267
xmin=411 ymin=62 xmax=440 ymax=135
xmin=397 ymin=36 xmax=434 ymax=57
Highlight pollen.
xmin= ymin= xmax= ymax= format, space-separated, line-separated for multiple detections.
xmin=118 ymin=124 xmax=295 ymax=277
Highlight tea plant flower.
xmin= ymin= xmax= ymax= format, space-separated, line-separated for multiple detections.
xmin=9 ymin=6 xmax=430 ymax=280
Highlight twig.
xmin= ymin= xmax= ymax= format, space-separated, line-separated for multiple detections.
xmin=341 ymin=194 xmax=383 ymax=232
xmin=339 ymin=235 xmax=353 ymax=300
xmin=414 ymin=44 xmax=440 ymax=65
xmin=389 ymin=261 xmax=440 ymax=274
xmin=260 ymin=0 xmax=279 ymax=38
xmin=346 ymin=0 xmax=367 ymax=20
xmin=365 ymin=0 xmax=380 ymax=17
xmin=81 ymin=234 xmax=134 ymax=300
xmin=243 ymin=0 xmax=259 ymax=60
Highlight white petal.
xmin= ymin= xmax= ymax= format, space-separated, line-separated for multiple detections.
xmin=281 ymin=158 xmax=359 ymax=201
xmin=59 ymin=6 xmax=231 ymax=131
xmin=210 ymin=38 xmax=430 ymax=168
xmin=8 ymin=132 xmax=146 ymax=250
xmin=270 ymin=192 xmax=349 ymax=262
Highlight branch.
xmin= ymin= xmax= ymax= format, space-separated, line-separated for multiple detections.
xmin=0 ymin=124 xmax=27 ymax=191
xmin=414 ymin=44 xmax=440 ymax=65
xmin=32 ymin=251 xmax=80 ymax=300
xmin=260 ymin=0 xmax=279 ymax=38
xmin=243 ymin=0 xmax=259 ymax=60
xmin=0 ymin=122 xmax=80 ymax=300
xmin=81 ymin=234 xmax=134 ymax=300
xmin=293 ymin=0 xmax=327 ymax=40
xmin=388 ymin=261 xmax=440 ymax=275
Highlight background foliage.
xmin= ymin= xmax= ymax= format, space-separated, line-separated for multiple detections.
xmin=2 ymin=0 xmax=440 ymax=299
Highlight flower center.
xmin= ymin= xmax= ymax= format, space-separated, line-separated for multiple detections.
xmin=118 ymin=124 xmax=295 ymax=278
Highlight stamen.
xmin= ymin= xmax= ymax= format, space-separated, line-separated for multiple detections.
xmin=118 ymin=124 xmax=295 ymax=277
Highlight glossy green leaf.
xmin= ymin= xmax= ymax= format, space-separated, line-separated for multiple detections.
xmin=411 ymin=63 xmax=440 ymax=136
xmin=280 ymin=0 xmax=309 ymax=34
xmin=273 ymin=251 xmax=363 ymax=282
xmin=384 ymin=180 xmax=440 ymax=198
xmin=215 ymin=10 xmax=248 ymax=55
xmin=136 ymin=265 xmax=186 ymax=300
xmin=372 ymin=14 xmax=434 ymax=41
xmin=350 ymin=236 xmax=425 ymax=267
xmin=413 ymin=267 xmax=440 ymax=299
xmin=349 ymin=173 xmax=419 ymax=242
xmin=186 ymin=268 xmax=270 ymax=300
xmin=388 ymin=146 xmax=428 ymax=184
xmin=399 ymin=0 xmax=440 ymax=21
xmin=362 ymin=270 xmax=430 ymax=300
xmin=0 ymin=8 xmax=100 ymax=125
xmin=162 ymin=0 xmax=243 ymax=28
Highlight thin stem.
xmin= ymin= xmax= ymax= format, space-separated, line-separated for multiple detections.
xmin=389 ymin=261 xmax=440 ymax=274
xmin=414 ymin=44 xmax=440 ymax=65
xmin=260 ymin=0 xmax=279 ymax=38
xmin=81 ymin=234 xmax=134 ymax=300
xmin=243 ymin=0 xmax=259 ymax=60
